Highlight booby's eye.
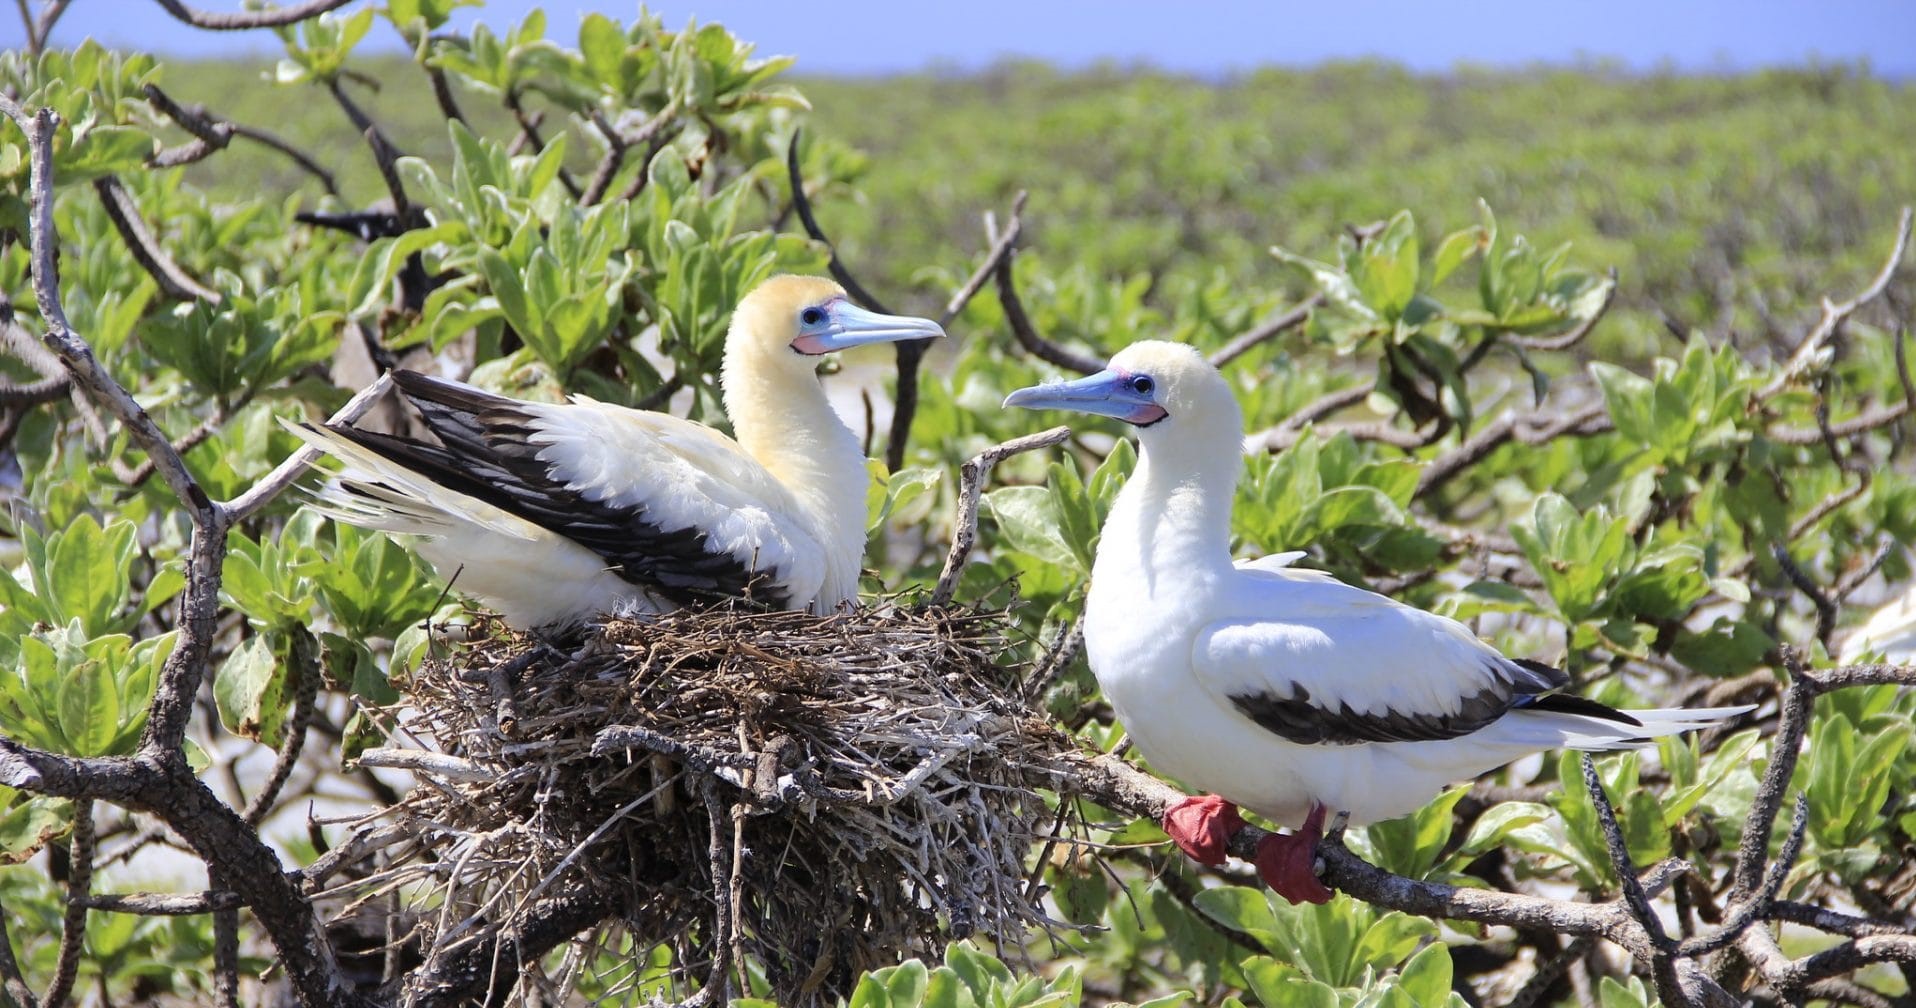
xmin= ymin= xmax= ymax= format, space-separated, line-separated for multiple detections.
xmin=799 ymin=306 xmax=827 ymax=327
xmin=1129 ymin=375 xmax=1155 ymax=395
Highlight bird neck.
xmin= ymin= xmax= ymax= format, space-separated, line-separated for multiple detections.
xmin=722 ymin=357 xmax=868 ymax=600
xmin=1104 ymin=424 xmax=1242 ymax=582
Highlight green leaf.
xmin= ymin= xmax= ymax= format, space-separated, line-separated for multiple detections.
xmin=1355 ymin=787 xmax=1463 ymax=878
xmin=1429 ymin=225 xmax=1486 ymax=287
xmin=984 ymin=486 xmax=1079 ymax=572
xmin=56 ymin=655 xmax=119 ymax=757
xmin=0 ymin=793 xmax=71 ymax=863
xmin=1396 ymin=941 xmax=1454 ymax=1007
xmin=1191 ymin=885 xmax=1282 ymax=950
xmin=214 ymin=633 xmax=287 ymax=746
xmin=1459 ymin=801 xmax=1553 ymax=856
xmin=1271 ymin=246 xmax=1378 ymax=322
xmin=1356 ymin=210 xmax=1420 ymax=321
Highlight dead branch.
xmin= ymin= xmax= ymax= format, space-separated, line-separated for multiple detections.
xmin=1513 ymin=268 xmax=1618 ymax=351
xmin=0 ymin=898 xmax=35 ymax=1008
xmin=1581 ymin=755 xmax=1685 ymax=1007
xmin=1209 ymin=292 xmax=1323 ymax=368
xmin=224 ymin=370 xmax=394 ymax=521
xmin=944 ymin=193 xmax=1027 ymax=328
xmin=42 ymin=800 xmax=93 ymax=1008
xmin=1761 ymin=206 xmax=1912 ymax=399
xmin=151 ymin=0 xmax=355 ymax=30
xmin=16 ymin=0 xmax=71 ymax=55
xmin=993 ymin=235 xmax=1105 ymax=376
xmin=0 ymin=318 xmax=71 ymax=407
xmin=79 ymin=890 xmax=244 ymax=915
xmin=932 ymin=425 xmax=1073 ymax=606
xmin=1416 ymin=401 xmax=1611 ymax=498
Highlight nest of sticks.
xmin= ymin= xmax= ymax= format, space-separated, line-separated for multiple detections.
xmin=340 ymin=602 xmax=1060 ymax=1005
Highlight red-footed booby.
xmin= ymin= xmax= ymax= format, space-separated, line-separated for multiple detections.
xmin=1005 ymin=340 xmax=1751 ymax=904
xmin=294 ymin=275 xmax=942 ymax=628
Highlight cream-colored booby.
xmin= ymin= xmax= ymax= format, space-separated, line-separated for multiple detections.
xmin=1006 ymin=340 xmax=1750 ymax=904
xmin=295 ymin=275 xmax=942 ymax=627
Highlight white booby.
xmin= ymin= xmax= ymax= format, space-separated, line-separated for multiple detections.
xmin=294 ymin=275 xmax=942 ymax=628
xmin=1005 ymin=340 xmax=1751 ymax=904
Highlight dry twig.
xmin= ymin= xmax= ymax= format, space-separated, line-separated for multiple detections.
xmin=933 ymin=425 xmax=1072 ymax=606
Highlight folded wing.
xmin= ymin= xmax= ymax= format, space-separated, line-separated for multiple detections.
xmin=1193 ymin=574 xmax=1630 ymax=746
xmin=298 ymin=370 xmax=826 ymax=614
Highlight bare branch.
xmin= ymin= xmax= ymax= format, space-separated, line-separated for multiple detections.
xmin=1416 ymin=401 xmax=1610 ymax=498
xmin=581 ymin=103 xmax=676 ymax=206
xmin=354 ymin=747 xmax=495 ymax=783
xmin=231 ymin=123 xmax=341 ymax=196
xmin=79 ymin=890 xmax=244 ymax=915
xmin=0 ymin=100 xmax=217 ymax=524
xmin=151 ymin=0 xmax=355 ymax=30
xmin=784 ymin=130 xmax=892 ymax=316
xmin=42 ymin=800 xmax=93 ymax=1008
xmin=943 ymin=194 xmax=1026 ymax=328
xmin=324 ymin=78 xmax=418 ymax=223
xmin=210 ymin=867 xmax=240 ymax=1008
xmin=405 ymin=881 xmax=609 ymax=1008
xmin=1770 ymin=900 xmax=1916 ymax=938
xmin=1580 ymin=755 xmax=1685 ymax=1007
xmin=1209 ymin=293 xmax=1323 ymax=368
xmin=94 ymin=175 xmax=221 ymax=302
xmin=932 ymin=425 xmax=1073 ymax=606
xmin=224 ymin=370 xmax=394 ymax=521
xmin=0 ymin=318 xmax=71 ymax=406
xmin=0 ymin=892 xmax=39 ymax=1008
xmin=1731 ymin=651 xmax=1816 ymax=903
xmin=994 ymin=248 xmax=1105 ymax=376
xmin=1761 ymin=206 xmax=1912 ymax=399
xmin=1513 ymin=268 xmax=1618 ymax=351
xmin=20 ymin=0 xmax=71 ymax=55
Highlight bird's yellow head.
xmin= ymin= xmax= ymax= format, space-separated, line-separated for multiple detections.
xmin=1002 ymin=340 xmax=1237 ymax=437
xmin=726 ymin=275 xmax=944 ymax=377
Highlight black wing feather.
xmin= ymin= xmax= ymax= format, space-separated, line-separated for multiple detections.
xmin=319 ymin=371 xmax=791 ymax=608
xmin=1229 ymin=656 xmax=1630 ymax=746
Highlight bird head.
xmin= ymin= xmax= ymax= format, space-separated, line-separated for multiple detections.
xmin=1002 ymin=340 xmax=1237 ymax=440
xmin=727 ymin=276 xmax=944 ymax=376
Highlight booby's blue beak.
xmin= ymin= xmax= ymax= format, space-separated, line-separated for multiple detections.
xmin=1002 ymin=369 xmax=1169 ymax=427
xmin=791 ymin=300 xmax=945 ymax=355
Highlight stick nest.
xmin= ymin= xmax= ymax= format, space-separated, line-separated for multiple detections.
xmin=352 ymin=602 xmax=1057 ymax=1005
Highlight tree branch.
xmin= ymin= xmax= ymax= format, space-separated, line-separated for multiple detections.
xmin=1512 ymin=269 xmax=1618 ymax=351
xmin=1760 ymin=206 xmax=1912 ymax=399
xmin=932 ymin=425 xmax=1072 ymax=606
xmin=1209 ymin=293 xmax=1323 ymax=368
xmin=224 ymin=370 xmax=393 ymax=521
xmin=0 ymin=890 xmax=38 ymax=1008
xmin=95 ymin=174 xmax=222 ymax=302
xmin=943 ymin=194 xmax=1026 ymax=328
xmin=994 ymin=254 xmax=1105 ymax=376
xmin=151 ymin=0 xmax=355 ymax=30
xmin=42 ymin=800 xmax=93 ymax=1008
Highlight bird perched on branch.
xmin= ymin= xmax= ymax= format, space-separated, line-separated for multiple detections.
xmin=1005 ymin=340 xmax=1751 ymax=904
xmin=293 ymin=275 xmax=942 ymax=628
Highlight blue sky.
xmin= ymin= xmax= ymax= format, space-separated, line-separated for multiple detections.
xmin=17 ymin=1 xmax=1916 ymax=76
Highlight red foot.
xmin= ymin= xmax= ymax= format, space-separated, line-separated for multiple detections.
xmin=1254 ymin=802 xmax=1334 ymax=905
xmin=1162 ymin=794 xmax=1245 ymax=867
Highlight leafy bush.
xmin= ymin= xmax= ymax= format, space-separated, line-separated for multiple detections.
xmin=1 ymin=3 xmax=1912 ymax=1007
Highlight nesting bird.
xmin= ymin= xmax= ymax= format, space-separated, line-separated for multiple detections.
xmin=295 ymin=275 xmax=942 ymax=628
xmin=1006 ymin=341 xmax=1750 ymax=904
